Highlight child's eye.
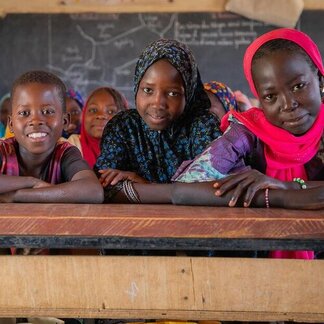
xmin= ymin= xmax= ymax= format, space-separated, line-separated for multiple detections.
xmin=42 ymin=108 xmax=55 ymax=115
xmin=264 ymin=94 xmax=275 ymax=102
xmin=70 ymin=109 xmax=81 ymax=116
xmin=143 ymin=87 xmax=152 ymax=94
xmin=292 ymin=83 xmax=305 ymax=92
xmin=108 ymin=110 xmax=117 ymax=115
xmin=168 ymin=91 xmax=179 ymax=97
xmin=88 ymin=107 xmax=98 ymax=114
xmin=17 ymin=110 xmax=29 ymax=117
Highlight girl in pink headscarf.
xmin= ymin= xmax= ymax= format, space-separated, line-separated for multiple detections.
xmin=67 ymin=87 xmax=128 ymax=168
xmin=172 ymin=28 xmax=324 ymax=259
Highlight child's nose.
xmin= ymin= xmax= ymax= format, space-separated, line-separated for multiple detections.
xmin=96 ymin=112 xmax=109 ymax=120
xmin=281 ymin=94 xmax=298 ymax=111
xmin=28 ymin=113 xmax=45 ymax=125
xmin=152 ymin=91 xmax=167 ymax=108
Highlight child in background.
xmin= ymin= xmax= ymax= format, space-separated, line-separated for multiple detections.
xmin=67 ymin=86 xmax=128 ymax=168
xmin=204 ymin=81 xmax=237 ymax=119
xmin=0 ymin=93 xmax=10 ymax=138
xmin=172 ymin=28 xmax=324 ymax=258
xmin=233 ymin=89 xmax=257 ymax=111
xmin=95 ymin=39 xmax=236 ymax=201
xmin=0 ymin=70 xmax=103 ymax=204
xmin=62 ymin=88 xmax=84 ymax=138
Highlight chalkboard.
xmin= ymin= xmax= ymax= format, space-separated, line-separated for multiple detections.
xmin=1 ymin=11 xmax=323 ymax=106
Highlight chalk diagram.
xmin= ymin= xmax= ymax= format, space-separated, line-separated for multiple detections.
xmin=46 ymin=12 xmax=270 ymax=105
xmin=47 ymin=13 xmax=177 ymax=106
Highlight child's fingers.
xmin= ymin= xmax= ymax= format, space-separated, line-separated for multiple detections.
xmin=228 ymin=177 xmax=254 ymax=207
xmin=213 ymin=174 xmax=236 ymax=189
xmin=110 ymin=173 xmax=127 ymax=186
xmin=243 ymin=184 xmax=261 ymax=207
xmin=101 ymin=171 xmax=119 ymax=187
xmin=98 ymin=168 xmax=113 ymax=175
xmin=214 ymin=175 xmax=244 ymax=195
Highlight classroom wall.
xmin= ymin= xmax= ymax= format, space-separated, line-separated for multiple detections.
xmin=1 ymin=0 xmax=324 ymax=106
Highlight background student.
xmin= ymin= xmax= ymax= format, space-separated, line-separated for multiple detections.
xmin=62 ymin=88 xmax=84 ymax=138
xmin=67 ymin=86 xmax=128 ymax=168
xmin=204 ymin=81 xmax=237 ymax=119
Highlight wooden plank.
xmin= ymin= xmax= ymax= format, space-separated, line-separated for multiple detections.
xmin=0 ymin=256 xmax=323 ymax=322
xmin=0 ymin=204 xmax=323 ymax=239
xmin=0 ymin=0 xmax=323 ymax=15
xmin=0 ymin=0 xmax=227 ymax=15
xmin=304 ymin=0 xmax=324 ymax=9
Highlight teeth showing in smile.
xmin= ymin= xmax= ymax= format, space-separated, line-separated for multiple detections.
xmin=28 ymin=132 xmax=47 ymax=139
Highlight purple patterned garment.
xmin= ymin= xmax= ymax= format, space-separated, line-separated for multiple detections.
xmin=173 ymin=121 xmax=324 ymax=182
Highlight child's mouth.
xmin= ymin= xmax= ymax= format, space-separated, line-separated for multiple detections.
xmin=27 ymin=132 xmax=48 ymax=140
xmin=284 ymin=114 xmax=308 ymax=127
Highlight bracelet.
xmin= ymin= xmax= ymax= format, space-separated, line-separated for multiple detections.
xmin=293 ymin=177 xmax=307 ymax=189
xmin=122 ymin=180 xmax=141 ymax=203
xmin=264 ymin=188 xmax=270 ymax=208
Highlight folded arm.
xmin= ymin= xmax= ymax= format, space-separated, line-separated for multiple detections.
xmin=12 ymin=170 xmax=103 ymax=203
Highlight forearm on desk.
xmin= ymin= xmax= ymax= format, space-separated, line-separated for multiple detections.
xmin=171 ymin=182 xmax=324 ymax=210
xmin=109 ymin=181 xmax=324 ymax=210
xmin=270 ymin=186 xmax=324 ymax=210
xmin=13 ymin=178 xmax=104 ymax=203
xmin=0 ymin=175 xmax=38 ymax=193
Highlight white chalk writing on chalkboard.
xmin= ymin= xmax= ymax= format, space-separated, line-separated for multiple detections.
xmin=11 ymin=12 xmax=324 ymax=106
xmin=43 ymin=12 xmax=272 ymax=105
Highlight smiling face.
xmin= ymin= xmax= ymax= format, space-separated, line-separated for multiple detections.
xmin=84 ymin=89 xmax=120 ymax=139
xmin=252 ymin=50 xmax=322 ymax=135
xmin=9 ymin=83 xmax=68 ymax=156
xmin=135 ymin=59 xmax=186 ymax=131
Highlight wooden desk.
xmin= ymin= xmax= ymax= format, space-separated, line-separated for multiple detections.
xmin=0 ymin=204 xmax=323 ymax=322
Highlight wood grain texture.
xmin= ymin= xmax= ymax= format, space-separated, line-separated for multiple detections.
xmin=0 ymin=256 xmax=323 ymax=321
xmin=0 ymin=0 xmax=322 ymax=14
xmin=0 ymin=204 xmax=323 ymax=239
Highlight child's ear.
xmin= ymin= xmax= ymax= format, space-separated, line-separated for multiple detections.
xmin=7 ymin=115 xmax=14 ymax=134
xmin=62 ymin=113 xmax=71 ymax=132
xmin=319 ymin=74 xmax=324 ymax=101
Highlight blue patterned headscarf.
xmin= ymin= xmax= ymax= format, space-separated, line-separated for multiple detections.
xmin=134 ymin=39 xmax=209 ymax=115
xmin=66 ymin=88 xmax=84 ymax=109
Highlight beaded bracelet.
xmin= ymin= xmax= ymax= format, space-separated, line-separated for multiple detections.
xmin=264 ymin=188 xmax=270 ymax=208
xmin=293 ymin=177 xmax=307 ymax=189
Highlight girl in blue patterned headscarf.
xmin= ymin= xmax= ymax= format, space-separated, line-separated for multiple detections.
xmin=62 ymin=89 xmax=84 ymax=138
xmin=95 ymin=39 xmax=236 ymax=201
xmin=134 ymin=39 xmax=207 ymax=116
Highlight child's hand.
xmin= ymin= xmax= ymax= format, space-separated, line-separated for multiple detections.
xmin=213 ymin=170 xmax=287 ymax=207
xmin=98 ymin=168 xmax=149 ymax=187
xmin=32 ymin=179 xmax=51 ymax=189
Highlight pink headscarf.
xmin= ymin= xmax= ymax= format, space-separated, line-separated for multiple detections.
xmin=80 ymin=87 xmax=128 ymax=168
xmin=244 ymin=28 xmax=324 ymax=98
xmin=222 ymin=28 xmax=324 ymax=260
